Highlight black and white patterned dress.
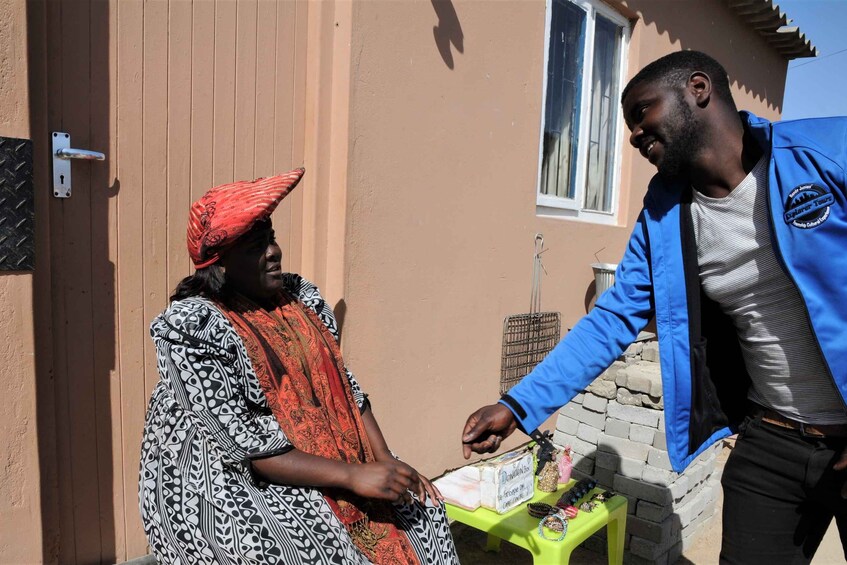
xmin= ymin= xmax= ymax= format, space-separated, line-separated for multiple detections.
xmin=139 ymin=274 xmax=458 ymax=564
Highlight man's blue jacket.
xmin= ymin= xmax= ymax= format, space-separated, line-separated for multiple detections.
xmin=501 ymin=112 xmax=847 ymax=472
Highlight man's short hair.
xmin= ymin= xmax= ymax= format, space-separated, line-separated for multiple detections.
xmin=620 ymin=50 xmax=735 ymax=108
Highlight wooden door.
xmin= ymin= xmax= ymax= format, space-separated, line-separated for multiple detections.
xmin=32 ymin=1 xmax=309 ymax=561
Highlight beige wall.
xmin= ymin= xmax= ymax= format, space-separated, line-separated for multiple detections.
xmin=342 ymin=0 xmax=788 ymax=478
xmin=0 ymin=0 xmax=45 ymax=562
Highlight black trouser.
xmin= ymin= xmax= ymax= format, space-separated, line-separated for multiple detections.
xmin=720 ymin=415 xmax=847 ymax=564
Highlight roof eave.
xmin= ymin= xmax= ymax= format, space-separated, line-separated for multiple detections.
xmin=726 ymin=0 xmax=818 ymax=60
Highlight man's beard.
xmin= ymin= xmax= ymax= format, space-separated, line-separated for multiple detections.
xmin=657 ymin=93 xmax=702 ymax=180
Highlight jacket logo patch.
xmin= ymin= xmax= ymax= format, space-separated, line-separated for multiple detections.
xmin=783 ymin=183 xmax=834 ymax=229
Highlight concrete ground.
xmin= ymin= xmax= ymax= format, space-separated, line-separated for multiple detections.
xmin=450 ymin=442 xmax=845 ymax=564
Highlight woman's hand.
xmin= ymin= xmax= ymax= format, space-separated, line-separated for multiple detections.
xmin=356 ymin=403 xmax=444 ymax=504
xmin=348 ymin=460 xmax=417 ymax=502
xmin=413 ymin=470 xmax=444 ymax=505
xmin=348 ymin=460 xmax=444 ymax=505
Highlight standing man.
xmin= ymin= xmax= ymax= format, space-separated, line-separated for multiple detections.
xmin=461 ymin=51 xmax=847 ymax=563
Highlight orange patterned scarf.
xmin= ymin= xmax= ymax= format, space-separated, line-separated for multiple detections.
xmin=216 ymin=292 xmax=420 ymax=565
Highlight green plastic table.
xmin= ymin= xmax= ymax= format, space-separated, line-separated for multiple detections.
xmin=446 ymin=478 xmax=627 ymax=565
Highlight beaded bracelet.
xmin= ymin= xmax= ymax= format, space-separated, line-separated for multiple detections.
xmin=537 ymin=514 xmax=568 ymax=541
xmin=580 ymin=490 xmax=617 ymax=513
xmin=580 ymin=500 xmax=599 ymax=513
xmin=527 ymin=502 xmax=556 ymax=518
xmin=562 ymin=505 xmax=579 ymax=519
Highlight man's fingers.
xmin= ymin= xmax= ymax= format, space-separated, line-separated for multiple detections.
xmin=462 ymin=414 xmax=484 ymax=443
xmin=463 ymin=404 xmax=516 ymax=457
xmin=462 ymin=412 xmax=489 ymax=458
xmin=466 ymin=434 xmax=503 ymax=455
xmin=491 ymin=435 xmax=503 ymax=452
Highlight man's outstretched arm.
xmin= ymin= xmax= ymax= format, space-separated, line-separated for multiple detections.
xmin=461 ymin=209 xmax=656 ymax=456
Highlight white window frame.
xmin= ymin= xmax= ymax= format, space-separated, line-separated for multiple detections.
xmin=535 ymin=0 xmax=630 ymax=225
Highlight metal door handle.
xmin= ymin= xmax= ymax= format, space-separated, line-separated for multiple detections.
xmin=51 ymin=131 xmax=106 ymax=198
xmin=55 ymin=147 xmax=105 ymax=161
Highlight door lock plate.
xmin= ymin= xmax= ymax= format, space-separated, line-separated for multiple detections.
xmin=52 ymin=132 xmax=72 ymax=198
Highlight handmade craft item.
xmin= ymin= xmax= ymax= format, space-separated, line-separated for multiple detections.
xmin=558 ymin=446 xmax=573 ymax=484
xmin=537 ymin=513 xmax=568 ymax=541
xmin=526 ymin=502 xmax=556 ymax=518
xmin=541 ymin=513 xmax=567 ymax=532
xmin=562 ymin=505 xmax=579 ymax=519
xmin=531 ymin=430 xmax=557 ymax=474
xmin=556 ymin=478 xmax=597 ymax=509
xmin=537 ymin=459 xmax=560 ymax=492
xmin=580 ymin=500 xmax=598 ymax=513
xmin=580 ymin=490 xmax=616 ymax=513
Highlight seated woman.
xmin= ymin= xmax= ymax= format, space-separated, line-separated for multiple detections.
xmin=139 ymin=169 xmax=458 ymax=564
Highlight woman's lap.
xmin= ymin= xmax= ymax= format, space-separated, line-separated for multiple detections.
xmin=142 ymin=456 xmax=458 ymax=564
xmin=141 ymin=457 xmax=368 ymax=564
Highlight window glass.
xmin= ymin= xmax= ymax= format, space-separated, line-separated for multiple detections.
xmin=540 ymin=1 xmax=585 ymax=200
xmin=584 ymin=14 xmax=621 ymax=212
xmin=537 ymin=0 xmax=628 ymax=222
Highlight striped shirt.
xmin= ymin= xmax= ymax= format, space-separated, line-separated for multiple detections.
xmin=690 ymin=155 xmax=847 ymax=425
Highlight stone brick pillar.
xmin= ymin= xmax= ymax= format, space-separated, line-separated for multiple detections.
xmin=553 ymin=340 xmax=721 ymax=564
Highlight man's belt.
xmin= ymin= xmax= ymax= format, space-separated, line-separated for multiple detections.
xmin=751 ymin=404 xmax=847 ymax=438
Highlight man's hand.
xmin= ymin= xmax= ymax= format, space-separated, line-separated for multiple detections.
xmin=833 ymin=447 xmax=847 ymax=498
xmin=461 ymin=403 xmax=518 ymax=459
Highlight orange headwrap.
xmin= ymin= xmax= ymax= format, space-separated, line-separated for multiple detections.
xmin=187 ymin=168 xmax=305 ymax=268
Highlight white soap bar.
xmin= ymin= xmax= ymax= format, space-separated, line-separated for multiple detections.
xmin=435 ymin=448 xmax=535 ymax=514
xmin=433 ymin=466 xmax=482 ymax=511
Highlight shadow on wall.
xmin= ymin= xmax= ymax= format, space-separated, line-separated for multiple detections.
xmin=333 ymin=298 xmax=348 ymax=342
xmin=431 ymin=0 xmax=464 ymax=69
xmin=584 ymin=279 xmax=598 ymax=314
xmin=630 ymin=0 xmax=787 ymax=114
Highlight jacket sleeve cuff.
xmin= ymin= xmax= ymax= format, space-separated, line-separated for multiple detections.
xmin=498 ymin=394 xmax=530 ymax=435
